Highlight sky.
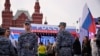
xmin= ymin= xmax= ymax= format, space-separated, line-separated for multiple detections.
xmin=0 ymin=0 xmax=100 ymax=26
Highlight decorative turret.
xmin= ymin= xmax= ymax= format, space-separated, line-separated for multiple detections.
xmin=34 ymin=0 xmax=40 ymax=13
xmin=32 ymin=0 xmax=43 ymax=24
xmin=4 ymin=0 xmax=11 ymax=11
xmin=2 ymin=0 xmax=13 ymax=28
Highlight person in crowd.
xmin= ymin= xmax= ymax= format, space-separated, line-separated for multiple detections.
xmin=91 ymin=34 xmax=98 ymax=56
xmin=82 ymin=36 xmax=91 ymax=56
xmin=38 ymin=42 xmax=46 ymax=56
xmin=18 ymin=20 xmax=38 ymax=56
xmin=55 ymin=22 xmax=74 ymax=56
xmin=47 ymin=40 xmax=51 ymax=47
xmin=4 ymin=27 xmax=18 ymax=56
xmin=4 ymin=28 xmax=18 ymax=47
xmin=47 ymin=43 xmax=55 ymax=56
xmin=0 ymin=27 xmax=16 ymax=56
xmin=73 ymin=37 xmax=81 ymax=56
xmin=52 ymin=42 xmax=56 ymax=56
xmin=96 ymin=19 xmax=100 ymax=56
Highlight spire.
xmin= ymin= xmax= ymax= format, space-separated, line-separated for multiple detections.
xmin=44 ymin=17 xmax=48 ymax=25
xmin=34 ymin=0 xmax=40 ymax=13
xmin=4 ymin=0 xmax=11 ymax=11
xmin=36 ymin=0 xmax=39 ymax=2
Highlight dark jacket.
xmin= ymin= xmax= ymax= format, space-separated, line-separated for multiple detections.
xmin=82 ymin=40 xmax=91 ymax=56
xmin=18 ymin=32 xmax=38 ymax=56
xmin=73 ymin=38 xmax=81 ymax=55
xmin=0 ymin=36 xmax=16 ymax=56
xmin=96 ymin=28 xmax=100 ymax=48
xmin=56 ymin=29 xmax=74 ymax=56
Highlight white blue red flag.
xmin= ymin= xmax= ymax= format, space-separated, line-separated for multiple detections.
xmin=79 ymin=4 xmax=96 ymax=47
xmin=81 ymin=4 xmax=96 ymax=38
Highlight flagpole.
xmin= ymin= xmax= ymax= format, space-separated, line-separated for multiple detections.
xmin=87 ymin=29 xmax=90 ymax=39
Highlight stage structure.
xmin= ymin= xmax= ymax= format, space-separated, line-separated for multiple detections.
xmin=10 ymin=24 xmax=77 ymax=45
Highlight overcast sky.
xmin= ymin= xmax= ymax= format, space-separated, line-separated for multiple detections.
xmin=0 ymin=0 xmax=100 ymax=26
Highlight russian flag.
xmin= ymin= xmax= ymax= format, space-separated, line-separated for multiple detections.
xmin=82 ymin=4 xmax=96 ymax=38
xmin=79 ymin=4 xmax=96 ymax=47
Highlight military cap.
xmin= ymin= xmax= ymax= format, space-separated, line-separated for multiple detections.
xmin=58 ymin=22 xmax=66 ymax=27
xmin=24 ymin=20 xmax=31 ymax=25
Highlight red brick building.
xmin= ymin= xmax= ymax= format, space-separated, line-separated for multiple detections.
xmin=2 ymin=0 xmax=44 ymax=28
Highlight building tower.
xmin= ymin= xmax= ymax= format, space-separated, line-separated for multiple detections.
xmin=2 ymin=0 xmax=13 ymax=28
xmin=32 ymin=0 xmax=43 ymax=24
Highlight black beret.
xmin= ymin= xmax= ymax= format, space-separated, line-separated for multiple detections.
xmin=24 ymin=20 xmax=31 ymax=25
xmin=58 ymin=22 xmax=66 ymax=27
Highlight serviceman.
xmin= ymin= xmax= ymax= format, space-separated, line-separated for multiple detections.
xmin=18 ymin=20 xmax=38 ymax=56
xmin=4 ymin=27 xmax=18 ymax=56
xmin=55 ymin=22 xmax=74 ymax=56
xmin=0 ymin=27 xmax=16 ymax=56
xmin=96 ymin=19 xmax=100 ymax=56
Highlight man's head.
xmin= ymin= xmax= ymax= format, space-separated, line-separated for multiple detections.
xmin=0 ymin=27 xmax=5 ymax=36
xmin=4 ymin=28 xmax=10 ymax=37
xmin=24 ymin=21 xmax=31 ymax=31
xmin=58 ymin=22 xmax=66 ymax=30
xmin=39 ymin=42 xmax=43 ymax=45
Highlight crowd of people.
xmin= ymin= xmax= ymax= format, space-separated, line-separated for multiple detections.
xmin=38 ymin=34 xmax=100 ymax=56
xmin=0 ymin=20 xmax=100 ymax=56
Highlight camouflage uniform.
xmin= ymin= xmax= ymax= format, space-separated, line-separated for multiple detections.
xmin=18 ymin=32 xmax=38 ymax=56
xmin=56 ymin=29 xmax=74 ymax=56
xmin=0 ymin=27 xmax=16 ymax=56
xmin=0 ymin=36 xmax=16 ymax=56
